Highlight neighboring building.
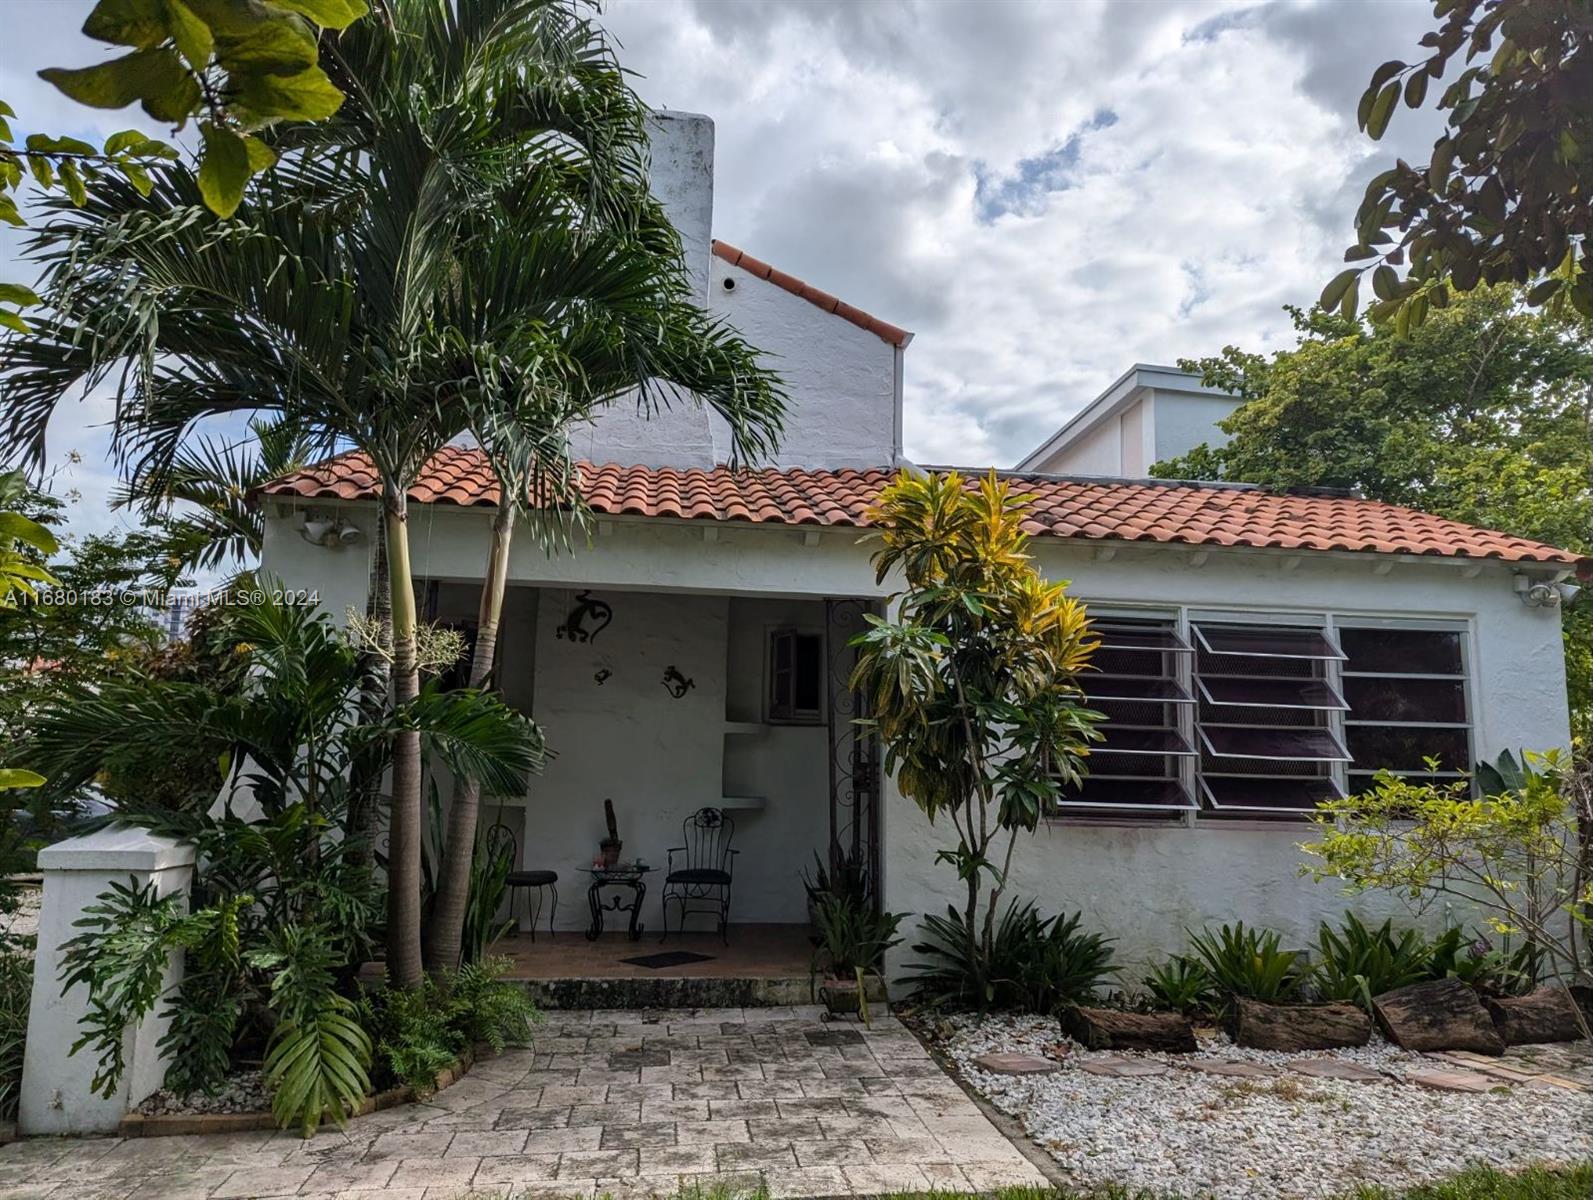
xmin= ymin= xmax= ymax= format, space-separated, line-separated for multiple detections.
xmin=256 ymin=111 xmax=1584 ymax=971
xmin=1016 ymin=362 xmax=1241 ymax=477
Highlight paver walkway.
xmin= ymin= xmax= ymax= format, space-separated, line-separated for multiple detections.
xmin=0 ymin=1006 xmax=1045 ymax=1199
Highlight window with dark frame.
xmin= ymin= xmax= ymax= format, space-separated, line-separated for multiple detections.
xmin=1055 ymin=616 xmax=1198 ymax=814
xmin=1340 ymin=625 xmax=1471 ymax=791
xmin=768 ymin=628 xmax=824 ymax=723
xmin=1192 ymin=621 xmax=1350 ymax=817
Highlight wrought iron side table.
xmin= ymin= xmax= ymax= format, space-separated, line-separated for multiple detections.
xmin=584 ymin=866 xmax=656 ymax=941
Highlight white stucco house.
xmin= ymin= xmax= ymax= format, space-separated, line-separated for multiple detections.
xmin=255 ymin=111 xmax=1585 ymax=972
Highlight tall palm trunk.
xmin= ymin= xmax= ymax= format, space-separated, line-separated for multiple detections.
xmin=424 ymin=504 xmax=516 ymax=972
xmin=384 ymin=482 xmax=425 ymax=990
xmin=349 ymin=506 xmax=392 ymax=870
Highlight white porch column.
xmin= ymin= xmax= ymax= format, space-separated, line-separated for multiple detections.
xmin=20 ymin=826 xmax=195 ymax=1135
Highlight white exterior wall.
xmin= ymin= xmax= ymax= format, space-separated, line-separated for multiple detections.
xmin=258 ymin=504 xmax=1571 ymax=971
xmin=706 ymin=256 xmax=901 ymax=469
xmin=579 ymin=111 xmax=718 ymax=469
xmin=1148 ymin=389 xmax=1245 ymax=469
xmin=881 ymin=540 xmax=1571 ymax=976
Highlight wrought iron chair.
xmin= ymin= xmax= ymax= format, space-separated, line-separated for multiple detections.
xmin=660 ymin=807 xmax=737 ymax=943
xmin=488 ymin=823 xmax=558 ymax=942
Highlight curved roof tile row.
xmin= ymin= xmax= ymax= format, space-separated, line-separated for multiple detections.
xmin=259 ymin=446 xmax=1584 ymax=566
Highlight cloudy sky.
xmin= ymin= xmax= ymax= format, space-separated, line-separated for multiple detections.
xmin=0 ymin=0 xmax=1443 ymax=543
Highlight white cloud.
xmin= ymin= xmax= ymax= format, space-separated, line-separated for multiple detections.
xmin=1 ymin=0 xmax=1445 ymax=541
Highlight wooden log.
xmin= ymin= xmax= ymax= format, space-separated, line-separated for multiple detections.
xmin=1229 ymin=998 xmax=1372 ymax=1052
xmin=1372 ymin=978 xmax=1505 ymax=1055
xmin=1483 ymin=986 xmax=1588 ymax=1045
xmin=1059 ymin=1006 xmax=1197 ymax=1053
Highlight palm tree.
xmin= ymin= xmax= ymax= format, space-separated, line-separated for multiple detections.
xmin=117 ymin=415 xmax=321 ymax=585
xmin=0 ymin=0 xmax=785 ymax=986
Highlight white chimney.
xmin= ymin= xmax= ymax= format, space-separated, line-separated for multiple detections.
xmin=575 ymin=110 xmax=718 ymax=467
xmin=646 ymin=110 xmax=714 ymax=305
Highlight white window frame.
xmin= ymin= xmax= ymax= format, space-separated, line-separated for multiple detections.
xmin=1051 ymin=602 xmax=1477 ymax=827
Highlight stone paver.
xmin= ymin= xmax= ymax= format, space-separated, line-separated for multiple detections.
xmin=1290 ymin=1058 xmax=1385 ymax=1083
xmin=0 ymin=1007 xmax=1044 ymax=1198
xmin=1407 ymin=1068 xmax=1499 ymax=1093
xmin=1181 ymin=1059 xmax=1280 ymax=1079
xmin=971 ymin=1052 xmax=1059 ymax=1075
xmin=1079 ymin=1057 xmax=1170 ymax=1078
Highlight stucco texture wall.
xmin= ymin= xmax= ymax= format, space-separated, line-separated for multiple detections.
xmin=256 ymin=506 xmax=1571 ymax=965
xmin=880 ymin=540 xmax=1572 ymax=978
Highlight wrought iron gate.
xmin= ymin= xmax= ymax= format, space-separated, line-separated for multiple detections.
xmin=824 ymin=597 xmax=881 ymax=903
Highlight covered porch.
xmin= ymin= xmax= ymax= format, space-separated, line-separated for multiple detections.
xmin=420 ymin=575 xmax=881 ymax=999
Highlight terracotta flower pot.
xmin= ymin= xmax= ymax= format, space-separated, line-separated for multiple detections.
xmin=600 ymin=839 xmax=622 ymax=869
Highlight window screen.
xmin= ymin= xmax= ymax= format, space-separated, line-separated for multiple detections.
xmin=1340 ymin=626 xmax=1470 ymax=789
xmin=769 ymin=629 xmax=824 ymax=722
xmin=1193 ymin=621 xmax=1348 ymax=816
xmin=1057 ymin=617 xmax=1197 ymax=813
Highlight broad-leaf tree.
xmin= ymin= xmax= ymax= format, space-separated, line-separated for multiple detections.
xmin=1154 ymin=288 xmax=1592 ymax=733
xmin=0 ymin=0 xmax=786 ymax=986
xmin=1322 ymin=0 xmax=1593 ymax=330
xmin=851 ymin=471 xmax=1102 ymax=990
xmin=1 ymin=0 xmax=366 ymax=329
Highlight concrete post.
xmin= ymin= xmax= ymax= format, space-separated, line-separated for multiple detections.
xmin=19 ymin=826 xmax=196 ymax=1134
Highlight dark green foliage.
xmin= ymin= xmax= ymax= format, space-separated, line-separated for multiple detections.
xmin=359 ymin=956 xmax=539 ymax=1091
xmin=1425 ymin=927 xmax=1538 ymax=998
xmin=1141 ymin=956 xmax=1217 ymax=1016
xmin=802 ymin=847 xmax=872 ymax=911
xmin=906 ymin=900 xmax=1116 ymax=1013
xmin=1186 ymin=922 xmax=1306 ymax=1004
xmin=810 ymin=893 xmax=905 ymax=978
xmin=0 ymin=946 xmax=31 ymax=1121
xmin=1325 ymin=0 xmax=1593 ymax=331
xmin=1312 ymin=914 xmax=1436 ymax=1010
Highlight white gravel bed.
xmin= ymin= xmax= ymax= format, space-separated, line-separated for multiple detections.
xmin=935 ymin=1012 xmax=1593 ymax=1199
xmin=135 ymin=1069 xmax=270 ymax=1116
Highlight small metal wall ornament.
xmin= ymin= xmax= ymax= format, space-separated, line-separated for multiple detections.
xmin=556 ymin=591 xmax=613 ymax=644
xmin=661 ymin=665 xmax=695 ymax=699
xmin=593 ymin=668 xmax=612 ymax=686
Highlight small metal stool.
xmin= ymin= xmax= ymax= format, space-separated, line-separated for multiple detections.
xmin=487 ymin=823 xmax=558 ymax=941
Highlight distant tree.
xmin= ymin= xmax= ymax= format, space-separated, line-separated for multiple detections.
xmin=1322 ymin=0 xmax=1593 ymax=331
xmin=1155 ymin=287 xmax=1592 ymax=732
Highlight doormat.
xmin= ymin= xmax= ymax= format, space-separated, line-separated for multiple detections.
xmin=620 ymin=950 xmax=715 ymax=969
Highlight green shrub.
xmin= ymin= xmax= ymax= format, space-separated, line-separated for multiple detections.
xmin=1312 ymin=913 xmax=1435 ymax=1010
xmin=361 ymin=956 xmax=539 ymax=1091
xmin=1141 ymin=955 xmax=1217 ymax=1015
xmin=906 ymin=900 xmax=1115 ymax=1013
xmin=0 ymin=948 xmax=30 ymax=1122
xmin=1425 ymin=927 xmax=1538 ymax=997
xmin=810 ymin=892 xmax=905 ymax=978
xmin=1186 ymin=922 xmax=1305 ymax=1004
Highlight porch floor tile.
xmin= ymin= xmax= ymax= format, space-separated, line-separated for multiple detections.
xmin=0 ymin=1009 xmax=1046 ymax=1199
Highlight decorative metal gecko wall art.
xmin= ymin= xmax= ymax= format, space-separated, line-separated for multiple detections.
xmin=661 ymin=665 xmax=695 ymax=699
xmin=556 ymin=590 xmax=613 ymax=644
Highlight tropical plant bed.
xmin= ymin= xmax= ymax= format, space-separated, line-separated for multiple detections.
xmin=931 ymin=1011 xmax=1592 ymax=1200
xmin=117 ymin=1044 xmax=491 ymax=1138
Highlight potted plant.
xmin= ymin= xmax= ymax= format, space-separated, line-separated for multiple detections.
xmin=810 ymin=891 xmax=905 ymax=1026
xmin=800 ymin=846 xmax=869 ymax=928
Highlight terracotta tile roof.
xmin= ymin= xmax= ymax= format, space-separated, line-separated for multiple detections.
xmin=711 ymin=241 xmax=912 ymax=348
xmin=260 ymin=447 xmax=1584 ymax=568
